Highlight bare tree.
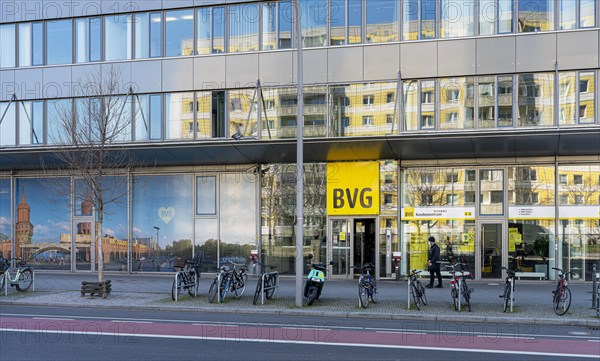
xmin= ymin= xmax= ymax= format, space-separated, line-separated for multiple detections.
xmin=46 ymin=66 xmax=135 ymax=283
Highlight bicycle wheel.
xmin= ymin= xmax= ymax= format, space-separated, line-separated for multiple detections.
xmin=370 ymin=283 xmax=378 ymax=304
xmin=462 ymin=283 xmax=471 ymax=312
xmin=253 ymin=278 xmax=263 ymax=305
xmin=554 ymin=286 xmax=572 ymax=316
xmin=15 ymin=269 xmax=33 ymax=292
xmin=410 ymin=282 xmax=420 ymax=310
xmin=265 ymin=274 xmax=277 ymax=299
xmin=416 ymin=280 xmax=427 ymax=306
xmin=171 ymin=274 xmax=184 ymax=301
xmin=234 ymin=273 xmax=247 ymax=298
xmin=502 ymin=283 xmax=511 ymax=313
xmin=220 ymin=276 xmax=230 ymax=302
xmin=208 ymin=278 xmax=218 ymax=303
xmin=451 ymin=286 xmax=459 ymax=310
xmin=358 ymin=283 xmax=369 ymax=308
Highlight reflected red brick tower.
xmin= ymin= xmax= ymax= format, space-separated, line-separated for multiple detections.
xmin=16 ymin=192 xmax=33 ymax=258
xmin=78 ymin=193 xmax=93 ymax=235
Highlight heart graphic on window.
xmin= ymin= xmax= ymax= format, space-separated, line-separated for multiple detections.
xmin=158 ymin=207 xmax=175 ymax=224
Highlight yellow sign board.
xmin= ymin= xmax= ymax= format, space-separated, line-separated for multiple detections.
xmin=327 ymin=162 xmax=380 ymax=216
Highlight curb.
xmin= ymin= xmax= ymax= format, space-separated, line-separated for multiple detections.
xmin=2 ymin=300 xmax=599 ymax=328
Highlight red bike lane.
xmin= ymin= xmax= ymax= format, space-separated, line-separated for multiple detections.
xmin=1 ymin=316 xmax=598 ymax=358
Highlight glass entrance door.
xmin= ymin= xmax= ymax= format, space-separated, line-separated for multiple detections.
xmin=73 ymin=217 xmax=95 ymax=271
xmin=353 ymin=218 xmax=376 ymax=276
xmin=480 ymin=222 xmax=504 ymax=279
xmin=330 ymin=218 xmax=350 ymax=277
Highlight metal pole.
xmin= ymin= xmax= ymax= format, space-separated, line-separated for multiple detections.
xmin=592 ymin=263 xmax=597 ymax=309
xmin=293 ymin=0 xmax=304 ymax=308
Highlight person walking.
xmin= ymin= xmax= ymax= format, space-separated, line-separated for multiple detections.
xmin=426 ymin=236 xmax=443 ymax=288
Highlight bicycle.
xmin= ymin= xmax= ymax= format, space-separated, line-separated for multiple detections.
xmin=208 ymin=265 xmax=230 ymax=303
xmin=407 ymin=269 xmax=427 ymax=310
xmin=352 ymin=263 xmax=377 ymax=308
xmin=171 ymin=258 xmax=199 ymax=301
xmin=446 ymin=263 xmax=473 ymax=312
xmin=499 ymin=266 xmax=521 ymax=313
xmin=552 ymin=267 xmax=572 ymax=316
xmin=0 ymin=258 xmax=34 ymax=295
xmin=228 ymin=261 xmax=248 ymax=298
xmin=253 ymin=264 xmax=279 ymax=305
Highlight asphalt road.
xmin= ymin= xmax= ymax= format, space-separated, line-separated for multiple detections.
xmin=1 ymin=305 xmax=598 ymax=361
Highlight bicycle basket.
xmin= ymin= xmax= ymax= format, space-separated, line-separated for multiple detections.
xmin=174 ymin=258 xmax=186 ymax=270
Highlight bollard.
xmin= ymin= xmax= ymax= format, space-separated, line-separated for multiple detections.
xmin=592 ymin=264 xmax=598 ymax=310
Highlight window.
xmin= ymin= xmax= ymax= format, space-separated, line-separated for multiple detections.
xmin=165 ymin=9 xmax=194 ymax=57
xmin=560 ymin=194 xmax=569 ymax=205
xmin=229 ymin=3 xmax=259 ymax=52
xmin=0 ymin=24 xmax=15 ymax=68
xmin=197 ymin=7 xmax=211 ymax=55
xmin=519 ymin=0 xmax=554 ymax=32
xmin=19 ymin=22 xmax=43 ymax=66
xmin=384 ymin=194 xmax=393 ymax=205
xmin=490 ymin=191 xmax=503 ymax=203
xmin=362 ymin=116 xmax=374 ymax=126
xmin=18 ymin=101 xmax=44 ymax=145
xmin=386 ymin=114 xmax=393 ymax=124
xmin=579 ymin=105 xmax=587 ymax=118
xmin=150 ymin=94 xmax=163 ymax=140
xmin=46 ymin=19 xmax=73 ymax=65
xmin=445 ymin=194 xmax=458 ymax=205
xmin=421 ymin=194 xmax=434 ymax=205
xmin=196 ymin=176 xmax=217 ymax=215
xmin=573 ymin=175 xmax=583 ymax=185
xmin=166 ymin=93 xmax=195 ymax=140
xmin=560 ymin=0 xmax=577 ymax=29
xmin=421 ymin=0 xmax=437 ymax=39
xmin=421 ymin=173 xmax=433 ymax=184
xmin=366 ymin=0 xmax=398 ymax=43
xmin=363 ymin=95 xmax=374 ymax=105
xmin=465 ymin=192 xmax=475 ymax=204
xmin=446 ymin=172 xmax=458 ymax=183
xmin=522 ymin=168 xmax=538 ymax=181
xmin=559 ymin=174 xmax=568 ymax=185
xmin=521 ymin=192 xmax=539 ymax=204
xmin=300 ymin=0 xmax=326 ymax=47
xmin=402 ymin=0 xmax=418 ymax=40
xmin=446 ymin=112 xmax=458 ymax=124
xmin=574 ymin=195 xmax=584 ymax=205
xmin=330 ymin=0 xmax=346 ymax=45
xmin=262 ymin=2 xmax=277 ymax=50
xmin=76 ymin=17 xmax=101 ymax=63
xmin=386 ymin=93 xmax=394 ymax=103
xmin=0 ymin=102 xmax=16 ymax=146
xmin=441 ymin=0 xmax=474 ymax=38
xmin=422 ymin=91 xmax=433 ymax=104
xmin=578 ymin=79 xmax=589 ymax=93
xmin=135 ymin=12 xmax=162 ymax=59
xmin=104 ymin=15 xmax=132 ymax=61
xmin=278 ymin=1 xmax=293 ymax=48
xmin=213 ymin=7 xmax=226 ymax=53
xmin=580 ymin=0 xmax=595 ymax=27
xmin=421 ymin=115 xmax=434 ymax=129
xmin=466 ymin=170 xmax=476 ymax=182
xmin=384 ymin=174 xmax=393 ymax=184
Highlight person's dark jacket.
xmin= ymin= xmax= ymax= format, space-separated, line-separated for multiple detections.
xmin=429 ymin=243 xmax=441 ymax=264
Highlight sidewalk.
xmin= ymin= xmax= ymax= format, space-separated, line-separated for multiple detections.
xmin=1 ymin=272 xmax=599 ymax=327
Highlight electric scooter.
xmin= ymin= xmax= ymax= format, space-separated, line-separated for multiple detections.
xmin=303 ymin=254 xmax=334 ymax=306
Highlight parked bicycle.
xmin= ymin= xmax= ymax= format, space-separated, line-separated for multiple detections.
xmin=552 ymin=267 xmax=572 ymax=316
xmin=500 ymin=266 xmax=521 ymax=312
xmin=446 ymin=262 xmax=473 ymax=312
xmin=0 ymin=258 xmax=34 ymax=294
xmin=208 ymin=266 xmax=230 ymax=303
xmin=407 ymin=269 xmax=427 ymax=310
xmin=208 ymin=262 xmax=247 ymax=303
xmin=171 ymin=258 xmax=199 ymax=301
xmin=228 ymin=261 xmax=248 ymax=298
xmin=352 ymin=263 xmax=377 ymax=308
xmin=253 ymin=264 xmax=279 ymax=305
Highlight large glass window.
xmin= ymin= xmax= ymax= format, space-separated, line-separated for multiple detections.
xmin=15 ymin=177 xmax=70 ymax=269
xmin=271 ymin=86 xmax=327 ymax=138
xmin=18 ymin=23 xmax=32 ymax=67
xmin=441 ymin=0 xmax=475 ymax=38
xmin=134 ymin=94 xmax=163 ymax=141
xmin=197 ymin=7 xmax=211 ymax=55
xmin=402 ymin=0 xmax=418 ymax=40
xmin=480 ymin=0 xmax=513 ymax=34
xmin=330 ymin=83 xmax=398 ymax=137
xmin=580 ymin=0 xmax=595 ymax=27
xmin=165 ymin=92 xmax=195 ymax=140
xmin=76 ymin=17 xmax=101 ymax=63
xmin=0 ymin=179 xmax=10 ymax=260
xmin=18 ymin=101 xmax=44 ymax=145
xmin=165 ymin=9 xmax=194 ymax=57
xmin=403 ymin=80 xmax=419 ymax=131
xmin=196 ymin=176 xmax=216 ymax=215
xmin=0 ymin=102 xmax=16 ymax=146
xmin=0 ymin=24 xmax=15 ymax=68
xmin=366 ymin=0 xmax=398 ymax=43
xmin=558 ymin=164 xmax=600 ymax=281
xmin=300 ymin=0 xmax=327 ymax=47
xmin=478 ymin=75 xmax=496 ymax=128
xmin=213 ymin=7 xmax=226 ymax=53
xmin=439 ymin=77 xmax=474 ymax=130
xmin=518 ymin=0 xmax=554 ymax=32
xmin=480 ymin=169 xmax=504 ymax=215
xmin=135 ymin=12 xmax=163 ymax=59
xmin=195 ymin=91 xmax=211 ymax=139
xmin=421 ymin=0 xmax=437 ymax=39
xmin=559 ymin=0 xmax=577 ymax=29
xmin=330 ymin=0 xmax=346 ymax=45
xmin=132 ymin=175 xmax=193 ymax=272
xmin=47 ymin=99 xmax=73 ymax=145
xmin=46 ymin=19 xmax=73 ymax=65
xmin=229 ymin=3 xmax=259 ymax=52
xmin=517 ymin=73 xmax=554 ymax=127
xmin=262 ymin=2 xmax=277 ymax=50
xmin=104 ymin=15 xmax=132 ymax=61
xmin=32 ymin=22 xmax=44 ymax=66
xmin=420 ymin=80 xmax=436 ymax=129
xmin=279 ymin=1 xmax=293 ymax=48
xmin=229 ymin=89 xmax=259 ymax=138
xmin=194 ymin=219 xmax=218 ymax=273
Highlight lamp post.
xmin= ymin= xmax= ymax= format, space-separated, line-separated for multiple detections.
xmin=153 ymin=226 xmax=160 ymax=257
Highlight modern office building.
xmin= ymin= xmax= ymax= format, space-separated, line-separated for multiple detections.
xmin=0 ymin=0 xmax=598 ymax=282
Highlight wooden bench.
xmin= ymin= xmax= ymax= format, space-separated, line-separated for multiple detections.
xmin=81 ymin=280 xmax=112 ymax=298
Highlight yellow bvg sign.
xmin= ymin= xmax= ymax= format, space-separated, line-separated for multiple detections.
xmin=327 ymin=162 xmax=379 ymax=215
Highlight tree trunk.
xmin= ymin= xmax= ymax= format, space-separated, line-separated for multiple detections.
xmin=97 ymin=220 xmax=103 ymax=283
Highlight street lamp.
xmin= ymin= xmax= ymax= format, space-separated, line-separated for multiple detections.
xmin=153 ymin=226 xmax=160 ymax=255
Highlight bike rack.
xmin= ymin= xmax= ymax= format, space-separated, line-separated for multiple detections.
xmin=509 ymin=278 xmax=514 ymax=313
xmin=173 ymin=269 xmax=198 ymax=302
xmin=3 ymin=268 xmax=35 ymax=296
xmin=217 ymin=272 xmax=223 ymax=304
xmin=259 ymin=271 xmax=279 ymax=305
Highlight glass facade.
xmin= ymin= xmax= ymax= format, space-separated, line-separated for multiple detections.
xmin=165 ymin=9 xmax=194 ymax=57
xmin=229 ymin=3 xmax=259 ymax=52
xmin=46 ymin=19 xmax=73 ymax=65
xmin=165 ymin=92 xmax=195 ymax=140
xmin=300 ymin=0 xmax=327 ymax=47
xmin=518 ymin=0 xmax=554 ymax=32
xmin=0 ymin=24 xmax=15 ymax=68
xmin=517 ymin=73 xmax=554 ymax=127
xmin=104 ymin=15 xmax=132 ymax=61
xmin=135 ymin=12 xmax=163 ymax=59
xmin=76 ymin=17 xmax=101 ymax=63
xmin=441 ymin=0 xmax=475 ymax=38
xmin=366 ymin=0 xmax=398 ymax=43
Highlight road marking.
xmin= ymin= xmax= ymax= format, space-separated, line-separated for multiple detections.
xmin=110 ymin=320 xmax=153 ymax=324
xmin=376 ymin=331 xmax=426 ymax=335
xmin=476 ymin=335 xmax=535 ymax=340
xmin=1 ymin=328 xmax=597 ymax=359
xmin=31 ymin=317 xmax=75 ymax=321
xmin=282 ymin=327 xmax=332 ymax=331
xmin=569 ymin=331 xmax=591 ymax=335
